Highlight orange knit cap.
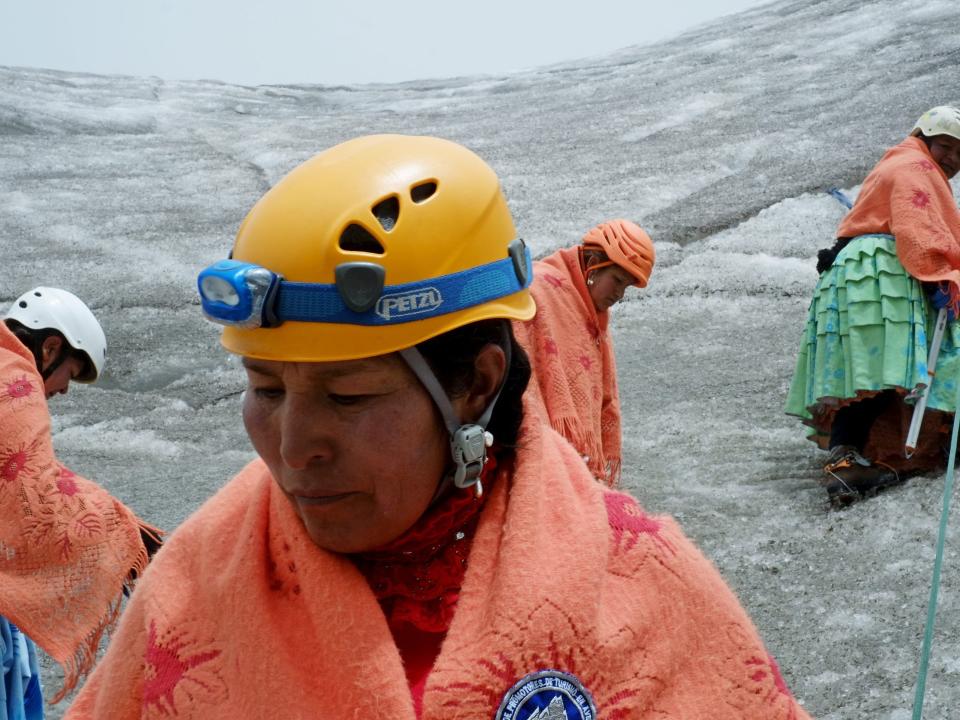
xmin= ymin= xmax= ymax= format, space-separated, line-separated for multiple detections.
xmin=581 ymin=219 xmax=655 ymax=287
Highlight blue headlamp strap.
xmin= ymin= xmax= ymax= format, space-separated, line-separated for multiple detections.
xmin=198 ymin=241 xmax=532 ymax=328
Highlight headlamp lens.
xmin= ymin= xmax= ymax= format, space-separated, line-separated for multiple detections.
xmin=200 ymin=276 xmax=240 ymax=306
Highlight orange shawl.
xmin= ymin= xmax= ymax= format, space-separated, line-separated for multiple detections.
xmin=513 ymin=246 xmax=622 ymax=486
xmin=0 ymin=322 xmax=152 ymax=700
xmin=66 ymin=415 xmax=809 ymax=720
xmin=838 ymin=136 xmax=960 ymax=302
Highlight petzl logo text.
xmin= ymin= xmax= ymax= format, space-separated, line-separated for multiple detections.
xmin=376 ymin=287 xmax=442 ymax=320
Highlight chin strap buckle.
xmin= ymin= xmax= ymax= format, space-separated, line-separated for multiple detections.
xmin=451 ymin=425 xmax=494 ymax=496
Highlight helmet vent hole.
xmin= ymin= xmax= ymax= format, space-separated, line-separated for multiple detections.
xmin=339 ymin=224 xmax=385 ymax=255
xmin=371 ymin=196 xmax=400 ymax=232
xmin=410 ymin=181 xmax=437 ymax=203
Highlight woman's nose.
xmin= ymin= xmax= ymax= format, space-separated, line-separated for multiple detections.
xmin=278 ymin=400 xmax=335 ymax=470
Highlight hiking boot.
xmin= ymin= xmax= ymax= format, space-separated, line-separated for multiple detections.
xmin=823 ymin=445 xmax=900 ymax=506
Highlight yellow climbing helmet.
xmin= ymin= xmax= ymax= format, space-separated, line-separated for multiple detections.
xmin=199 ymin=134 xmax=535 ymax=361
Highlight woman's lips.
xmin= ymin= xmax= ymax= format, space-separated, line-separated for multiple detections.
xmin=292 ymin=491 xmax=357 ymax=506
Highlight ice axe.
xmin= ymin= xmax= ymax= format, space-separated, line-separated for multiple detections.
xmin=826 ymin=187 xmax=853 ymax=210
xmin=905 ymin=307 xmax=949 ymax=458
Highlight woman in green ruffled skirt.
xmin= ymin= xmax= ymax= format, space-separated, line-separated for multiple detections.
xmin=786 ymin=106 xmax=960 ymax=504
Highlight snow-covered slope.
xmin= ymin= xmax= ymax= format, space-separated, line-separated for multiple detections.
xmin=2 ymin=0 xmax=959 ymax=717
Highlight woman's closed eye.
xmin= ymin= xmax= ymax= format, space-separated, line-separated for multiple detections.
xmin=253 ymin=386 xmax=285 ymax=400
xmin=328 ymin=393 xmax=374 ymax=406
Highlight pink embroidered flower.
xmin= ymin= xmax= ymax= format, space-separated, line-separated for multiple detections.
xmin=55 ymin=467 xmax=79 ymax=496
xmin=22 ymin=464 xmax=108 ymax=559
xmin=0 ymin=440 xmax=41 ymax=491
xmin=543 ymin=273 xmax=564 ymax=288
xmin=578 ymin=354 xmax=593 ymax=370
xmin=746 ymin=654 xmax=798 ymax=720
xmin=5 ymin=375 xmax=34 ymax=399
xmin=914 ymin=158 xmax=936 ymax=172
xmin=544 ymin=338 xmax=559 ymax=356
xmin=1 ymin=450 xmax=29 ymax=485
xmin=604 ymin=492 xmax=675 ymax=555
xmin=0 ymin=375 xmax=38 ymax=412
xmin=143 ymin=621 xmax=226 ymax=718
xmin=911 ymin=189 xmax=931 ymax=208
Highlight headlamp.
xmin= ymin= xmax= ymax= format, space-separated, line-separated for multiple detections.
xmin=197 ymin=239 xmax=533 ymax=329
xmin=197 ymin=260 xmax=280 ymax=329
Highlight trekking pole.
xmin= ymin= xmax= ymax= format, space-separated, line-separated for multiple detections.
xmin=906 ymin=308 xmax=949 ymax=458
xmin=911 ymin=362 xmax=960 ymax=719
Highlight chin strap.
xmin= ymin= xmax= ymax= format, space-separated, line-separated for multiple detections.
xmin=40 ymin=349 xmax=68 ymax=381
xmin=399 ymin=329 xmax=511 ymax=497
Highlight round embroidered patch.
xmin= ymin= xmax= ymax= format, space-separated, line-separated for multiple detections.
xmin=495 ymin=669 xmax=597 ymax=720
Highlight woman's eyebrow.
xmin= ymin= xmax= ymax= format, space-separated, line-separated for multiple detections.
xmin=241 ymin=359 xmax=272 ymax=373
xmin=241 ymin=358 xmax=389 ymax=379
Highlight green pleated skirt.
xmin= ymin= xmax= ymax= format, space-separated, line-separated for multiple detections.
xmin=785 ymin=234 xmax=960 ymax=454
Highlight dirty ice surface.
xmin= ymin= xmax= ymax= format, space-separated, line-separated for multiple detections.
xmin=2 ymin=0 xmax=960 ymax=716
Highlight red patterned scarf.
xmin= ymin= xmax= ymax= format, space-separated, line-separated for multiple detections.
xmin=352 ymin=455 xmax=496 ymax=634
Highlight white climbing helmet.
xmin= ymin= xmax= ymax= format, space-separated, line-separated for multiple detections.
xmin=5 ymin=287 xmax=107 ymax=382
xmin=911 ymin=106 xmax=960 ymax=142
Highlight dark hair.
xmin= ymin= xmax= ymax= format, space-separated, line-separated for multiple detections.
xmin=416 ymin=319 xmax=530 ymax=448
xmin=816 ymin=237 xmax=853 ymax=274
xmin=583 ymin=246 xmax=610 ymax=263
xmin=581 ymin=247 xmax=609 ymax=268
xmin=3 ymin=318 xmax=85 ymax=379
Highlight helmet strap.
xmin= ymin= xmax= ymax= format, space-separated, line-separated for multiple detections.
xmin=40 ymin=348 xmax=68 ymax=381
xmin=584 ymin=261 xmax=615 ymax=288
xmin=399 ymin=328 xmax=512 ymax=498
xmin=578 ymin=245 xmax=614 ymax=283
xmin=37 ymin=333 xmax=74 ymax=381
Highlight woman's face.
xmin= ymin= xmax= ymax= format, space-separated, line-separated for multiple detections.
xmin=587 ymin=265 xmax=636 ymax=312
xmin=929 ymin=134 xmax=960 ymax=179
xmin=242 ymin=353 xmax=452 ymax=553
xmin=39 ymin=336 xmax=85 ymax=399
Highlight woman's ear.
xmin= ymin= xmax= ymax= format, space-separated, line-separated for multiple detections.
xmin=40 ymin=335 xmax=64 ymax=372
xmin=459 ymin=343 xmax=507 ymax=424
